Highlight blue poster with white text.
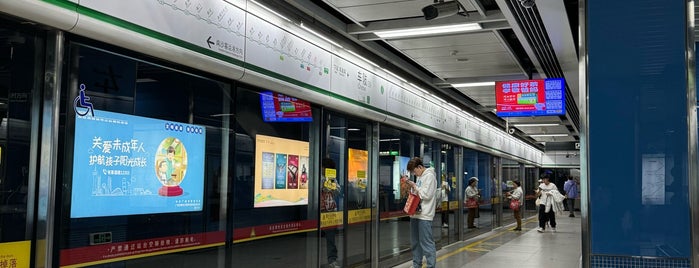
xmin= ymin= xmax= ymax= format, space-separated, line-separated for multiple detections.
xmin=71 ymin=109 xmax=205 ymax=218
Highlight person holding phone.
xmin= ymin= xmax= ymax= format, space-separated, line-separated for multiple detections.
xmin=403 ymin=157 xmax=437 ymax=268
xmin=465 ymin=177 xmax=480 ymax=229
xmin=320 ymin=158 xmax=341 ymax=268
xmin=506 ymin=180 xmax=523 ymax=231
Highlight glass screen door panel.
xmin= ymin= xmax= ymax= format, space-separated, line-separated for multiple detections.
xmin=323 ymin=114 xmax=373 ymax=268
xmin=345 ymin=119 xmax=372 ymax=267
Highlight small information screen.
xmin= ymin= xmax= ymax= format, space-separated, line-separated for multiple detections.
xmin=260 ymin=91 xmax=312 ymax=122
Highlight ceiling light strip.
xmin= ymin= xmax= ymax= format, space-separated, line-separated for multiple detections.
xmin=451 ymin=81 xmax=495 ymax=88
xmin=512 ymin=123 xmax=560 ymax=127
xmin=529 ymin=134 xmax=569 ymax=137
xmin=374 ymin=23 xmax=482 ymax=38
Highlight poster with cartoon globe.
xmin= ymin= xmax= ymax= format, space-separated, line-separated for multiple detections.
xmin=71 ymin=109 xmax=205 ymax=218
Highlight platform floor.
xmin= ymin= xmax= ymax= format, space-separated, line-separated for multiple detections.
xmin=393 ymin=214 xmax=582 ymax=268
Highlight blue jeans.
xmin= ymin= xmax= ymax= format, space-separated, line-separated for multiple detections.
xmin=410 ymin=218 xmax=436 ymax=268
xmin=324 ymin=229 xmax=337 ymax=263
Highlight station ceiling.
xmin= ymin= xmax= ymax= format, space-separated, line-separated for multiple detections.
xmin=277 ymin=0 xmax=580 ymax=150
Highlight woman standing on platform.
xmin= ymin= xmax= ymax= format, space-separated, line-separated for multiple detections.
xmin=506 ymin=180 xmax=523 ymax=231
xmin=536 ymin=174 xmax=561 ymax=233
xmin=464 ymin=177 xmax=480 ymax=229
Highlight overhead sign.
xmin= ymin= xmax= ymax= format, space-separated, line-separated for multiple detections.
xmin=495 ymin=78 xmax=566 ymax=117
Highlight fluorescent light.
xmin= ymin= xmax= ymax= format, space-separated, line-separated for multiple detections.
xmin=379 ymin=138 xmax=401 ymax=142
xmin=512 ymin=123 xmax=560 ymax=127
xmin=347 ymin=50 xmax=378 ymax=67
xmin=529 ymin=134 xmax=569 ymax=137
xmin=347 ymin=128 xmax=360 ymax=131
xmin=451 ymin=81 xmax=495 ymax=88
xmin=250 ymin=0 xmax=291 ymax=22
xmin=300 ymin=23 xmax=343 ymax=48
xmin=374 ymin=23 xmax=482 ymax=38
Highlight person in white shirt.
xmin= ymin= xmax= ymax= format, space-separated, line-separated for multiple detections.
xmin=403 ymin=157 xmax=437 ymax=268
xmin=536 ymin=175 xmax=559 ymax=233
xmin=507 ymin=180 xmax=523 ymax=231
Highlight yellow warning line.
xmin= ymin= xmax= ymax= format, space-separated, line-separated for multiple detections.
xmin=436 ymin=218 xmax=537 ymax=262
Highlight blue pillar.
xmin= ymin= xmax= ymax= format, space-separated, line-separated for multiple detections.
xmin=583 ymin=0 xmax=695 ymax=267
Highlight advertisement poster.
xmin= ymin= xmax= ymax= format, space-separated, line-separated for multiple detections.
xmin=71 ymin=110 xmax=205 ymax=218
xmin=348 ymin=148 xmax=368 ymax=190
xmin=254 ymin=134 xmax=310 ymax=207
xmin=495 ymin=78 xmax=565 ymax=117
xmin=393 ymin=156 xmax=410 ymax=200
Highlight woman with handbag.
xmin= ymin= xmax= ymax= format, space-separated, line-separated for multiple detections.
xmin=464 ymin=177 xmax=480 ymax=229
xmin=506 ymin=180 xmax=523 ymax=231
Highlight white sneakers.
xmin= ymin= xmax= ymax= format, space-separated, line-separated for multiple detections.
xmin=442 ymin=223 xmax=448 ymax=228
xmin=537 ymin=227 xmax=556 ymax=233
xmin=329 ymin=261 xmax=341 ymax=268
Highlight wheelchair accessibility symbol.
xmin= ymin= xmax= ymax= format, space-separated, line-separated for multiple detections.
xmin=74 ymin=84 xmax=94 ymax=117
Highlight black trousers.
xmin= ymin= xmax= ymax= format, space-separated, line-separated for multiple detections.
xmin=538 ymin=204 xmax=556 ymax=229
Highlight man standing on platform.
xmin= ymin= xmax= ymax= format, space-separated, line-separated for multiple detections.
xmin=403 ymin=157 xmax=437 ymax=268
xmin=563 ymin=176 xmax=578 ymax=217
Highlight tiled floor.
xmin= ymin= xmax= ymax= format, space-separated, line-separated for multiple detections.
xmin=394 ymin=213 xmax=582 ymax=268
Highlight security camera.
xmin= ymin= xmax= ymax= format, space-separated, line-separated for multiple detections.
xmin=507 ymin=128 xmax=515 ymax=135
xmin=422 ymin=1 xmax=460 ymax=20
xmin=519 ymin=0 xmax=535 ymax=8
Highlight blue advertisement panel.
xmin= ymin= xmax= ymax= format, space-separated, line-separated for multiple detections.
xmin=71 ymin=109 xmax=206 ymax=218
xmin=588 ymin=0 xmax=690 ymax=260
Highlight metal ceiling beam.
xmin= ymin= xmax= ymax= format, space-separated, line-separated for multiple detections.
xmin=536 ymin=0 xmax=579 ymax=105
xmin=347 ymin=10 xmax=506 ymax=35
xmin=320 ymin=0 xmax=366 ymax=28
xmin=493 ymin=29 xmax=528 ymax=77
xmin=492 ymin=0 xmax=545 ymax=79
xmin=466 ymin=0 xmax=488 ymax=17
